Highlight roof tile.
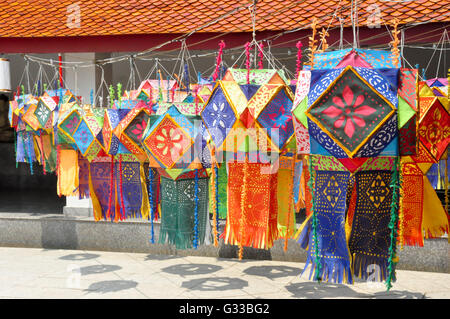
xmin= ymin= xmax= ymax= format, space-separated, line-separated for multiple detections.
xmin=0 ymin=0 xmax=447 ymax=37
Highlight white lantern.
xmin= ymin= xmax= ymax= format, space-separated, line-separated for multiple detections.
xmin=0 ymin=58 xmax=11 ymax=93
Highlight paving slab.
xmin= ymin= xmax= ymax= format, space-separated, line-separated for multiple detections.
xmin=0 ymin=247 xmax=448 ymax=299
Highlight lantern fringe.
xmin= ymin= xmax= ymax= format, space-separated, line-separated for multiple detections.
xmin=352 ymin=253 xmax=392 ymax=283
xmin=402 ymin=235 xmax=424 ymax=247
xmin=303 ymin=253 xmax=353 ymax=284
xmin=423 ymin=224 xmax=449 ymax=239
xmin=225 ymin=219 xmax=278 ymax=250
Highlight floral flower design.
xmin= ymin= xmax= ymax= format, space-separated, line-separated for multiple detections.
xmin=268 ymin=106 xmax=291 ymax=131
xmin=209 ymin=102 xmax=230 ymax=129
xmin=323 ymin=85 xmax=376 ymax=138
xmin=155 ymin=126 xmax=185 ymax=157
xmin=131 ymin=119 xmax=147 ymax=140
xmin=79 ymin=129 xmax=90 ymax=144
xmin=65 ymin=116 xmax=79 ymax=132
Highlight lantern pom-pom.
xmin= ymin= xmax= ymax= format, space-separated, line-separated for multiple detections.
xmin=258 ymin=42 xmax=264 ymax=69
xmin=245 ymin=42 xmax=252 ymax=84
xmin=212 ymin=40 xmax=226 ymax=82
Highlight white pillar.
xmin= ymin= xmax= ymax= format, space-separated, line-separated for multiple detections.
xmin=62 ymin=53 xmax=96 ymax=216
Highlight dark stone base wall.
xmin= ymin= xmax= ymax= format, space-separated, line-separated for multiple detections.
xmin=0 ymin=142 xmax=57 ymax=190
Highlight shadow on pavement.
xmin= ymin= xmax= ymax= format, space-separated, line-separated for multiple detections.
xmin=162 ymin=263 xmax=222 ymax=277
xmin=80 ymin=264 xmax=121 ymax=275
xmin=243 ymin=265 xmax=302 ymax=280
xmin=181 ymin=277 xmax=248 ymax=291
xmin=285 ymin=282 xmax=426 ymax=299
xmin=286 ymin=282 xmax=369 ymax=298
xmin=59 ymin=253 xmax=99 ymax=261
xmin=85 ymin=280 xmax=138 ymax=294
xmin=219 ymin=244 xmax=272 ymax=260
xmin=144 ymin=254 xmax=182 ymax=261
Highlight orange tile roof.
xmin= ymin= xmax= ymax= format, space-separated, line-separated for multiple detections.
xmin=0 ymin=0 xmax=448 ymax=38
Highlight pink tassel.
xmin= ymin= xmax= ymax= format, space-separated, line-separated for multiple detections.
xmin=245 ymin=42 xmax=251 ymax=84
xmin=107 ymin=156 xmax=114 ymax=220
xmin=212 ymin=40 xmax=226 ymax=82
xmin=258 ymin=42 xmax=264 ymax=69
xmin=295 ymin=41 xmax=303 ymax=81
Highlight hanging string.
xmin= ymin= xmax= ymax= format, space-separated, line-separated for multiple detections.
xmin=308 ymin=155 xmax=321 ymax=282
xmin=212 ymin=41 xmax=226 ymax=82
xmin=193 ymin=169 xmax=200 ymax=249
xmin=295 ymin=41 xmax=303 ymax=80
xmin=386 ymin=157 xmax=401 ymax=291
xmin=148 ymin=166 xmax=155 ymax=243
xmin=245 ymin=42 xmax=251 ymax=84
xmin=258 ymin=42 xmax=264 ymax=69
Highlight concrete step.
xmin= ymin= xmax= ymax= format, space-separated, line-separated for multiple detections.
xmin=0 ymin=212 xmax=447 ymax=274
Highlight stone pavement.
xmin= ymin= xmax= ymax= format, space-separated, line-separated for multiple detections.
xmin=0 ymin=247 xmax=448 ymax=299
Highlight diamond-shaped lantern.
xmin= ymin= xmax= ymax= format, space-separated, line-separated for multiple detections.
xmin=417 ymin=96 xmax=450 ymax=162
xmin=113 ymin=105 xmax=153 ymax=162
xmin=102 ymin=108 xmax=134 ymax=157
xmin=143 ymin=105 xmax=195 ymax=169
xmin=201 ymin=68 xmax=295 ymax=154
xmin=305 ymin=65 xmax=397 ymax=158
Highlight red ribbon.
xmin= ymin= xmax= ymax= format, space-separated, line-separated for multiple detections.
xmin=295 ymin=41 xmax=303 ymax=81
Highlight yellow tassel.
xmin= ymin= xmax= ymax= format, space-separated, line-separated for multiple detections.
xmin=307 ymin=18 xmax=318 ymax=70
xmin=390 ymin=19 xmax=400 ymax=68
